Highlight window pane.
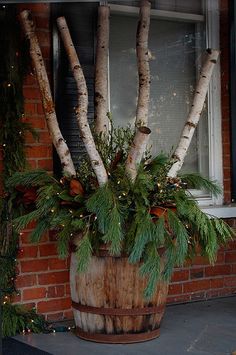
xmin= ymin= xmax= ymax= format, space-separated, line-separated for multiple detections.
xmin=110 ymin=14 xmax=208 ymax=176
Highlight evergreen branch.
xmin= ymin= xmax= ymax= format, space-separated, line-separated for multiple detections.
xmin=180 ymin=173 xmax=222 ymax=196
xmin=2 ymin=303 xmax=46 ymax=337
xmin=129 ymin=213 xmax=156 ymax=263
xmin=49 ymin=210 xmax=72 ymax=229
xmin=87 ymin=183 xmax=125 ymax=255
xmin=124 ymin=219 xmax=138 ymax=253
xmin=153 ymin=216 xmax=165 ymax=245
xmin=143 ymin=267 xmax=160 ymax=300
xmin=57 ymin=222 xmax=72 ymax=259
xmin=139 ymin=244 xmax=161 ymax=299
xmin=7 ymin=170 xmax=56 ymax=189
xmin=58 ymin=190 xmax=75 ymax=202
xmin=167 ymin=209 xmax=188 ymax=265
xmin=146 ymin=153 xmax=169 ymax=175
xmin=71 ymin=218 xmax=86 ymax=231
xmin=36 ymin=185 xmax=60 ymax=213
xmin=30 ymin=219 xmax=50 ymax=243
xmin=212 ymin=218 xmax=235 ymax=243
xmin=204 ymin=221 xmax=218 ymax=263
xmin=175 ymin=192 xmax=197 ymax=216
xmin=76 ymin=231 xmax=92 ymax=272
xmin=132 ymin=164 xmax=153 ymax=206
xmin=86 ymin=184 xmax=113 ymax=233
xmin=163 ymin=241 xmax=176 ymax=281
xmin=13 ymin=210 xmax=41 ymax=232
xmin=175 ymin=194 xmax=233 ymax=264
xmin=102 ymin=205 xmax=123 ymax=255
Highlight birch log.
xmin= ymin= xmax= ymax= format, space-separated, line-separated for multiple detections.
xmin=168 ymin=49 xmax=220 ymax=178
xmin=135 ymin=0 xmax=151 ymax=127
xmin=57 ymin=17 xmax=108 ymax=186
xmin=125 ymin=126 xmax=151 ymax=182
xmin=95 ymin=5 xmax=110 ymax=135
xmin=20 ymin=10 xmax=76 ymax=177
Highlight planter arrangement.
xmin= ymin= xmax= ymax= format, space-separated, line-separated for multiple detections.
xmin=8 ymin=1 xmax=234 ymax=344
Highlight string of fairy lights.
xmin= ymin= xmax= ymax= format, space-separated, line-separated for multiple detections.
xmin=0 ymin=4 xmax=76 ymax=336
xmin=0 ymin=1 xmax=25 ymax=301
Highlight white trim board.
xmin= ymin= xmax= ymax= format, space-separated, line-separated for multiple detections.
xmin=109 ymin=4 xmax=205 ymax=23
xmin=201 ymin=206 xmax=236 ymax=218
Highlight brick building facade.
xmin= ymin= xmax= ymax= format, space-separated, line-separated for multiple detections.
xmin=1 ymin=0 xmax=235 ymax=322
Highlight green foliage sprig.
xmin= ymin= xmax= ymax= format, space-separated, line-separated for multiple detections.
xmin=0 ymin=6 xmax=37 ymax=182
xmin=8 ymin=134 xmax=234 ymax=299
xmin=0 ymin=5 xmax=44 ymax=338
xmin=2 ymin=302 xmax=47 ymax=337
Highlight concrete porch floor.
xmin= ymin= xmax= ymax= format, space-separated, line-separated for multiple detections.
xmin=13 ymin=296 xmax=236 ymax=355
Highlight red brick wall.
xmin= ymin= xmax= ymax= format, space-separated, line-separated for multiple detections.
xmin=168 ymin=239 xmax=236 ymax=304
xmin=6 ymin=0 xmax=235 ymax=322
xmin=14 ymin=3 xmax=72 ymax=322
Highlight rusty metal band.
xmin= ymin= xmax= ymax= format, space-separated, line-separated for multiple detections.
xmin=76 ymin=327 xmax=160 ymax=344
xmin=72 ymin=301 xmax=165 ymax=316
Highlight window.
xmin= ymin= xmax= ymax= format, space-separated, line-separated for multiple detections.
xmin=53 ymin=0 xmax=222 ymax=206
xmin=109 ymin=1 xmax=222 ymax=205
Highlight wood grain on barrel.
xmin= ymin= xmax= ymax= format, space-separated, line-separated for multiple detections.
xmin=70 ymin=252 xmax=169 ymax=339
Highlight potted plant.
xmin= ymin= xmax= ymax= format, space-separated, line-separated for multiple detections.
xmin=8 ymin=1 xmax=234 ymax=344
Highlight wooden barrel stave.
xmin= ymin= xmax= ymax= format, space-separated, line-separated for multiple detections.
xmin=70 ymin=252 xmax=168 ymax=343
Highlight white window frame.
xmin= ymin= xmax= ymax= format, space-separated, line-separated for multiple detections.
xmin=107 ymin=0 xmax=223 ymax=207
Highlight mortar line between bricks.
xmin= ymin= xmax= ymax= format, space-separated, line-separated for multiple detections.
xmin=20 ymin=297 xmax=71 ymax=304
xmin=19 ymin=257 xmax=67 ymax=261
xmin=16 ymin=283 xmax=70 ymax=289
xmin=18 ymin=271 xmax=69 ymax=276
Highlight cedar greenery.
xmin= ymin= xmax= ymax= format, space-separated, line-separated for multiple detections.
xmin=0 ymin=6 xmax=37 ymax=181
xmin=8 ymin=127 xmax=235 ymax=299
xmin=2 ymin=303 xmax=47 ymax=337
xmin=0 ymin=5 xmax=44 ymax=338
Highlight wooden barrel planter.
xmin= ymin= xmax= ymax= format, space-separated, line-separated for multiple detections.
xmin=70 ymin=249 xmax=169 ymax=344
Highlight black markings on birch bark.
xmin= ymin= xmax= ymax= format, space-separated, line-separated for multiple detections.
xmin=94 ymin=5 xmax=110 ymax=135
xmin=168 ymin=49 xmax=220 ymax=178
xmin=135 ymin=0 xmax=151 ymax=127
xmin=57 ymin=16 xmax=108 ymax=186
xmin=20 ymin=10 xmax=76 ymax=177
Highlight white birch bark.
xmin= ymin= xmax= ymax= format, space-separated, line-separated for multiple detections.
xmin=168 ymin=49 xmax=220 ymax=178
xmin=135 ymin=0 xmax=151 ymax=127
xmin=95 ymin=5 xmax=110 ymax=136
xmin=125 ymin=126 xmax=151 ymax=182
xmin=20 ymin=10 xmax=76 ymax=177
xmin=57 ymin=16 xmax=108 ymax=186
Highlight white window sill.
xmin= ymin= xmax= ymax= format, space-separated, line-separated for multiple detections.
xmin=201 ymin=205 xmax=236 ymax=218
